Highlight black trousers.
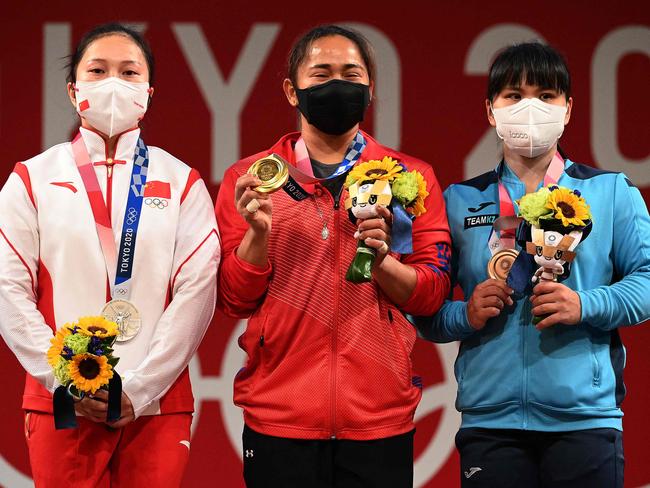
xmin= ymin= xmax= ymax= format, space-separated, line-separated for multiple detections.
xmin=456 ymin=427 xmax=624 ymax=488
xmin=242 ymin=425 xmax=414 ymax=488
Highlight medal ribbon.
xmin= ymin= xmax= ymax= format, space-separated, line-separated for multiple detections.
xmin=488 ymin=152 xmax=565 ymax=255
xmin=72 ymin=132 xmax=149 ymax=301
xmin=279 ymin=131 xmax=367 ymax=201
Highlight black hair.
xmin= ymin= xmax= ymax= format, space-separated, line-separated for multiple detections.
xmin=287 ymin=24 xmax=375 ymax=86
xmin=487 ymin=42 xmax=570 ymax=101
xmin=66 ymin=23 xmax=155 ymax=85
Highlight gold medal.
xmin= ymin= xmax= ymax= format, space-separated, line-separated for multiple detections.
xmin=247 ymin=154 xmax=289 ymax=193
xmin=487 ymin=249 xmax=519 ymax=281
xmin=101 ymin=299 xmax=141 ymax=342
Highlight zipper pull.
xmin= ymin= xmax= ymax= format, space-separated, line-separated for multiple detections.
xmin=106 ymin=158 xmax=114 ymax=178
xmin=259 ymin=335 xmax=264 ymax=347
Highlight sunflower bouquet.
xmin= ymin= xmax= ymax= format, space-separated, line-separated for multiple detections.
xmin=47 ymin=316 xmax=122 ymax=429
xmin=343 ymin=156 xmax=428 ymax=283
xmin=516 ymin=185 xmax=592 ymax=323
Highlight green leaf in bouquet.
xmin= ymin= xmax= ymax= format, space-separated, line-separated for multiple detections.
xmin=108 ymin=357 xmax=120 ymax=368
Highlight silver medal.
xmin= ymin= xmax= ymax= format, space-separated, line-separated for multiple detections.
xmin=101 ymin=299 xmax=141 ymax=342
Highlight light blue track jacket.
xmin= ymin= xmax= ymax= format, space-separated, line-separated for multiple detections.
xmin=414 ymin=160 xmax=650 ymax=432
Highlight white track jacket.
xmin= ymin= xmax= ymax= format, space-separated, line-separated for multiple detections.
xmin=0 ymin=128 xmax=220 ymax=418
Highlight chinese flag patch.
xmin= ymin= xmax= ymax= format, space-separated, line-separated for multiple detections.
xmin=79 ymin=99 xmax=90 ymax=112
xmin=144 ymin=181 xmax=171 ymax=199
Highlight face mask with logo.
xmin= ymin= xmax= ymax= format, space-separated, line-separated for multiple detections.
xmin=295 ymin=79 xmax=371 ymax=136
xmin=491 ymin=97 xmax=568 ymax=158
xmin=74 ymin=77 xmax=150 ymax=138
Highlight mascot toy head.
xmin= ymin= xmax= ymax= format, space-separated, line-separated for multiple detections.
xmin=344 ymin=180 xmax=392 ymax=220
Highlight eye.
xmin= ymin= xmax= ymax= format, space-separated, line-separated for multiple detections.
xmin=540 ymin=92 xmax=556 ymax=101
xmin=88 ymin=68 xmax=104 ymax=74
xmin=368 ymin=195 xmax=377 ymax=205
xmin=536 ymin=246 xmax=543 ymax=257
xmin=554 ymin=250 xmax=564 ymax=260
xmin=123 ymin=70 xmax=139 ymax=76
xmin=352 ymin=197 xmax=357 ymax=206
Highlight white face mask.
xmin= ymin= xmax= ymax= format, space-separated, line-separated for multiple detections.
xmin=492 ymin=97 xmax=568 ymax=158
xmin=74 ymin=77 xmax=150 ymax=138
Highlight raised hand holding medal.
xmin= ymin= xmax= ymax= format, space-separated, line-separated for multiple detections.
xmin=245 ymin=153 xmax=289 ymax=213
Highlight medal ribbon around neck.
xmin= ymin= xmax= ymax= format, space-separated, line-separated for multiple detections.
xmin=71 ymin=132 xmax=149 ymax=302
xmin=278 ymin=131 xmax=367 ymax=201
xmin=488 ymin=151 xmax=565 ymax=255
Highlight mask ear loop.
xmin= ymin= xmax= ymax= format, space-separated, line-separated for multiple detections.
xmin=146 ymin=86 xmax=154 ymax=109
xmin=490 ymin=102 xmax=506 ymax=141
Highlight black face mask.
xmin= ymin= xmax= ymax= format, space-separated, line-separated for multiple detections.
xmin=295 ymin=79 xmax=371 ymax=136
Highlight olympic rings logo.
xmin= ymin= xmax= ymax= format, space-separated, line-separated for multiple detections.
xmin=126 ymin=208 xmax=138 ymax=225
xmin=145 ymin=197 xmax=169 ymax=209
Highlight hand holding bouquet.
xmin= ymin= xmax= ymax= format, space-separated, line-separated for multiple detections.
xmin=47 ymin=316 xmax=122 ymax=429
xmin=517 ymin=185 xmax=592 ymax=323
xmin=343 ymin=157 xmax=428 ymax=283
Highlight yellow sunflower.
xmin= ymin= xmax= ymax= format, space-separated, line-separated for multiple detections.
xmin=47 ymin=325 xmax=73 ymax=367
xmin=407 ymin=171 xmax=429 ymax=217
xmin=76 ymin=316 xmax=118 ymax=339
xmin=345 ymin=156 xmax=403 ymax=187
xmin=546 ymin=187 xmax=591 ymax=227
xmin=68 ymin=353 xmax=113 ymax=394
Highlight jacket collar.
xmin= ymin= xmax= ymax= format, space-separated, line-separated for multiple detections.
xmin=78 ymin=127 xmax=141 ymax=165
xmin=268 ymin=130 xmax=381 ymax=167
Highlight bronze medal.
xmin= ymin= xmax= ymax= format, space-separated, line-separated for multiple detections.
xmin=247 ymin=154 xmax=289 ymax=193
xmin=487 ymin=249 xmax=519 ymax=281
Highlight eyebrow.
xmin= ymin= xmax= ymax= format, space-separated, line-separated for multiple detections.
xmin=309 ymin=63 xmax=366 ymax=71
xmin=86 ymin=58 xmax=142 ymax=65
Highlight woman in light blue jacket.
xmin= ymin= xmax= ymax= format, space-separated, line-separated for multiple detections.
xmin=414 ymin=42 xmax=650 ymax=488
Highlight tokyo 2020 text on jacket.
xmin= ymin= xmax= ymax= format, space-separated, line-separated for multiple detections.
xmin=416 ymin=159 xmax=650 ymax=432
xmin=0 ymin=127 xmax=220 ymax=418
xmin=216 ymin=130 xmax=452 ymax=440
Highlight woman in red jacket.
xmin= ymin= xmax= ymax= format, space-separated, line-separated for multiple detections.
xmin=216 ymin=24 xmax=450 ymax=488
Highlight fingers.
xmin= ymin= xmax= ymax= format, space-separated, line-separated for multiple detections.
xmin=376 ymin=206 xmax=393 ymax=225
xmin=467 ymin=279 xmax=516 ymax=330
xmin=105 ymin=393 xmax=135 ymax=428
xmin=355 ymin=227 xmax=390 ymax=243
xmin=234 ymin=174 xmax=262 ymax=201
xmin=91 ymin=390 xmax=109 ymax=401
xmin=532 ymin=280 xmax=561 ymax=295
xmin=535 ymin=313 xmax=565 ymax=330
xmin=483 ymin=307 xmax=502 ymax=319
xmin=237 ymin=188 xmax=270 ymax=212
xmin=75 ymin=396 xmax=108 ymax=422
xmin=235 ymin=175 xmax=272 ymax=223
xmin=531 ymin=302 xmax=559 ymax=317
xmin=357 ymin=215 xmax=391 ymax=234
xmin=245 ymin=198 xmax=261 ymax=214
xmin=475 ymin=280 xmax=514 ymax=306
xmin=363 ymin=237 xmax=390 ymax=254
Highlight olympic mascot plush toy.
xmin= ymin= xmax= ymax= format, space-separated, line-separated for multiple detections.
xmin=343 ymin=157 xmax=428 ymax=283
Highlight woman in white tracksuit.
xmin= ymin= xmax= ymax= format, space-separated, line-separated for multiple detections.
xmin=0 ymin=22 xmax=220 ymax=487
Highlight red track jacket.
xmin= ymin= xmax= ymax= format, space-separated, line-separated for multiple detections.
xmin=216 ymin=131 xmax=451 ymax=440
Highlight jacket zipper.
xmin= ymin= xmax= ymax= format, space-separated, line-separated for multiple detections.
xmin=106 ymin=159 xmax=114 ymax=223
xmin=522 ymin=299 xmax=530 ymax=429
xmin=330 ymin=188 xmax=342 ymax=439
